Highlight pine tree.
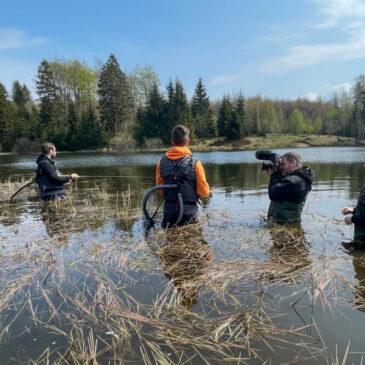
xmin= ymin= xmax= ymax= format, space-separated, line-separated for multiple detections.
xmin=0 ymin=83 xmax=17 ymax=151
xmin=163 ymin=80 xmax=192 ymax=143
xmin=134 ymin=83 xmax=167 ymax=145
xmin=36 ymin=60 xmax=63 ymax=140
xmin=191 ymin=78 xmax=215 ymax=137
xmin=12 ymin=81 xmax=31 ymax=106
xmin=350 ymin=75 xmax=365 ymax=141
xmin=98 ymin=54 xmax=133 ymax=138
xmin=226 ymin=109 xmax=241 ymax=140
xmin=217 ymin=96 xmax=232 ymax=137
xmin=12 ymin=81 xmax=35 ymax=139
xmin=78 ymin=106 xmax=104 ymax=149
xmin=66 ymin=102 xmax=79 ymax=150
xmin=235 ymin=93 xmax=246 ymax=137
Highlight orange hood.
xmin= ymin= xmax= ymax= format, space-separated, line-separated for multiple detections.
xmin=165 ymin=146 xmax=192 ymax=160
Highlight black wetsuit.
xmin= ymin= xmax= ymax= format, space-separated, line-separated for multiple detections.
xmin=268 ymin=166 xmax=314 ymax=224
xmin=36 ymin=155 xmax=71 ymax=200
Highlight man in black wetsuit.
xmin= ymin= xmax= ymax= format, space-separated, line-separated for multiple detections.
xmin=36 ymin=142 xmax=79 ymax=200
xmin=342 ymin=164 xmax=365 ymax=243
xmin=266 ymin=152 xmax=314 ymax=224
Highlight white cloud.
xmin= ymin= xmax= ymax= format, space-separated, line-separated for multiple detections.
xmin=301 ymin=82 xmax=353 ymax=101
xmin=0 ymin=28 xmax=46 ymax=50
xmin=211 ymin=0 xmax=365 ymax=85
xmin=313 ymin=0 xmax=365 ymax=28
xmin=259 ymin=29 xmax=365 ymax=74
xmin=302 ymin=92 xmax=320 ymax=101
xmin=259 ymin=0 xmax=365 ymax=75
xmin=329 ymin=82 xmax=352 ymax=94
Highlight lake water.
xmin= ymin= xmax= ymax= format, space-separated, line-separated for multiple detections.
xmin=1 ymin=146 xmax=365 ymax=364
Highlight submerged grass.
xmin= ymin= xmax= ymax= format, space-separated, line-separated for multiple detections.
xmin=0 ymin=178 xmax=363 ymax=363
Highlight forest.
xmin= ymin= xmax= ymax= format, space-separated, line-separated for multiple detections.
xmin=1 ymin=53 xmax=365 ymax=153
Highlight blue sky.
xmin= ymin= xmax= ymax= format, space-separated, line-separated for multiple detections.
xmin=0 ymin=0 xmax=364 ymax=101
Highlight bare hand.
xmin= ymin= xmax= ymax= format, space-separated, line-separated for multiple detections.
xmin=266 ymin=168 xmax=274 ymax=176
xmin=345 ymin=216 xmax=353 ymax=225
xmin=341 ymin=207 xmax=354 ymax=215
xmin=70 ymin=173 xmax=79 ymax=181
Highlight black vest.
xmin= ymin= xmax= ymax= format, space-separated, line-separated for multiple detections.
xmin=159 ymin=155 xmax=198 ymax=204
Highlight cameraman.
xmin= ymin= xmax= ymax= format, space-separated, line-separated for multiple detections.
xmin=266 ymin=152 xmax=314 ymax=224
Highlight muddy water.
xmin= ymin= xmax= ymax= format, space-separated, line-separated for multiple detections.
xmin=1 ymin=147 xmax=365 ymax=364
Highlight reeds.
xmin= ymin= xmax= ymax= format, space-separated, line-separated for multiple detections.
xmin=0 ymin=179 xmax=364 ymax=364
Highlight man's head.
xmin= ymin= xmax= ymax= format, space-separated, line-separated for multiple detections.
xmin=41 ymin=142 xmax=56 ymax=159
xmin=171 ymin=125 xmax=190 ymax=146
xmin=281 ymin=152 xmax=302 ymax=175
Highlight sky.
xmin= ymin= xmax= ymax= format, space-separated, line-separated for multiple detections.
xmin=0 ymin=0 xmax=364 ymax=101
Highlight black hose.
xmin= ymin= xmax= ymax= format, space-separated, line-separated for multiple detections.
xmin=142 ymin=184 xmax=184 ymax=228
xmin=10 ymin=179 xmax=36 ymax=203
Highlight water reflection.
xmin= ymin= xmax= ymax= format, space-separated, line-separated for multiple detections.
xmin=3 ymin=148 xmax=365 ymax=363
xmin=147 ymin=225 xmax=212 ymax=310
xmin=347 ymin=251 xmax=365 ymax=312
xmin=267 ymin=223 xmax=311 ymax=279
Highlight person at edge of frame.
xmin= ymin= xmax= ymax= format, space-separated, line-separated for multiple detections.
xmin=156 ymin=125 xmax=210 ymax=228
xmin=36 ymin=142 xmax=79 ymax=200
xmin=266 ymin=152 xmax=314 ymax=224
xmin=342 ymin=163 xmax=365 ymax=246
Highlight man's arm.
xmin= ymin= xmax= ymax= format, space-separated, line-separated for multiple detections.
xmin=195 ymin=161 xmax=210 ymax=198
xmin=350 ymin=215 xmax=365 ymax=226
xmin=39 ymin=161 xmax=71 ymax=184
xmin=156 ymin=159 xmax=164 ymax=186
xmin=268 ymin=174 xmax=301 ymax=201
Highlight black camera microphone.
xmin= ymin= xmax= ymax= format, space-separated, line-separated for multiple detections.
xmin=255 ymin=150 xmax=275 ymax=161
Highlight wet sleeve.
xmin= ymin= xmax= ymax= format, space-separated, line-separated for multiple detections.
xmin=195 ymin=161 xmax=210 ymax=198
xmin=39 ymin=161 xmax=70 ymax=184
xmin=352 ymin=215 xmax=365 ymax=226
xmin=156 ymin=159 xmax=164 ymax=186
xmin=268 ymin=174 xmax=301 ymax=201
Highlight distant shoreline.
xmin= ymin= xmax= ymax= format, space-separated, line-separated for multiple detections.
xmin=0 ymin=134 xmax=362 ymax=155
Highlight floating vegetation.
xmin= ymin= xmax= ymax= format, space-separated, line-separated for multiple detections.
xmin=0 ymin=177 xmax=365 ymax=363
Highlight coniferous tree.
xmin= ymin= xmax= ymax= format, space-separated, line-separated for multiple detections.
xmin=98 ymin=54 xmax=133 ymax=138
xmin=134 ymin=83 xmax=167 ymax=145
xmin=0 ymin=83 xmax=17 ymax=151
xmin=217 ymin=96 xmax=232 ymax=137
xmin=145 ymin=83 xmax=167 ymax=138
xmin=36 ymin=60 xmax=63 ymax=140
xmin=226 ymin=109 xmax=242 ymax=140
xmin=12 ymin=81 xmax=38 ymax=139
xmin=134 ymin=107 xmax=147 ymax=146
xmin=12 ymin=81 xmax=31 ymax=106
xmin=191 ymin=78 xmax=215 ymax=137
xmin=350 ymin=75 xmax=365 ymax=140
xmin=78 ymin=106 xmax=103 ymax=149
xmin=165 ymin=80 xmax=192 ymax=143
xmin=235 ymin=93 xmax=246 ymax=137
xmin=66 ymin=102 xmax=79 ymax=150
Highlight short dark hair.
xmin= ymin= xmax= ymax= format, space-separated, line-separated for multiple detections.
xmin=171 ymin=125 xmax=190 ymax=146
xmin=41 ymin=142 xmax=56 ymax=155
xmin=283 ymin=152 xmax=302 ymax=168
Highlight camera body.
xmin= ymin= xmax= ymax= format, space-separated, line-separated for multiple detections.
xmin=255 ymin=150 xmax=282 ymax=172
xmin=262 ymin=162 xmax=274 ymax=171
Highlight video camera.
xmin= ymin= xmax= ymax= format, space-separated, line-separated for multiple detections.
xmin=255 ymin=150 xmax=282 ymax=171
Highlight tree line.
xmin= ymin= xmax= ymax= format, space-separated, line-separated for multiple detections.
xmin=1 ymin=54 xmax=365 ymax=152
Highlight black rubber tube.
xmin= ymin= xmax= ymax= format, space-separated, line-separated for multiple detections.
xmin=142 ymin=184 xmax=184 ymax=228
xmin=10 ymin=179 xmax=36 ymax=203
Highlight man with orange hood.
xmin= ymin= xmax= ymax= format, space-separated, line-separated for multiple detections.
xmin=156 ymin=125 xmax=210 ymax=228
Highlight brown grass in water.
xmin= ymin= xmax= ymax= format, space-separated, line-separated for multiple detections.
xmin=0 ymin=179 xmax=363 ymax=364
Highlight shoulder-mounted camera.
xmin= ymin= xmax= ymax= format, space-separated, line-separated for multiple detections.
xmin=255 ymin=150 xmax=282 ymax=171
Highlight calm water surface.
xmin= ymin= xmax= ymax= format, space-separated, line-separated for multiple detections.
xmin=1 ymin=146 xmax=365 ymax=364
